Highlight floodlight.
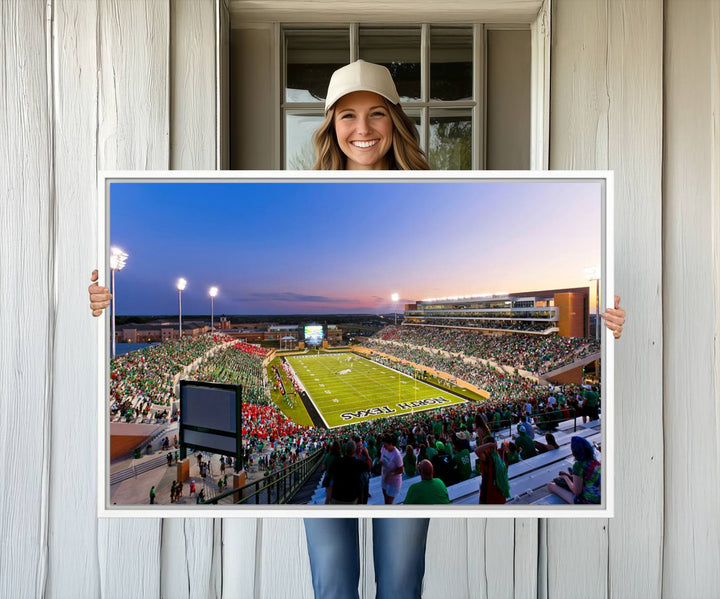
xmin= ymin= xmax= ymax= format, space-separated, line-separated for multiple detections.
xmin=391 ymin=293 xmax=400 ymax=326
xmin=209 ymin=286 xmax=218 ymax=333
xmin=177 ymin=278 xmax=187 ymax=338
xmin=110 ymin=247 xmax=128 ymax=271
xmin=109 ymin=247 xmax=128 ymax=357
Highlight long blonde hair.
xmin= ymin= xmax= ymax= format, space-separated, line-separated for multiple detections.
xmin=312 ymin=100 xmax=430 ymax=171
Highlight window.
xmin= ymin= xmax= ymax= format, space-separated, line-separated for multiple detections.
xmin=283 ymin=25 xmax=487 ymax=170
xmin=228 ymin=22 xmax=533 ymax=170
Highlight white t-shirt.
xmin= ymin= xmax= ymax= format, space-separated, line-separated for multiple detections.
xmin=380 ymin=446 xmax=403 ymax=488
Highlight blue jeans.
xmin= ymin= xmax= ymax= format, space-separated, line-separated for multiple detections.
xmin=304 ymin=518 xmax=430 ymax=599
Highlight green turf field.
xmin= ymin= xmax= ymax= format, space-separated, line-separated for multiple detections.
xmin=285 ymin=353 xmax=469 ymax=428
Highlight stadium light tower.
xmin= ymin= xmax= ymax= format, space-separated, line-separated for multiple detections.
xmin=209 ymin=286 xmax=218 ymax=333
xmin=177 ymin=278 xmax=187 ymax=339
xmin=391 ymin=293 xmax=400 ymax=326
xmin=109 ymin=247 xmax=128 ymax=357
xmin=584 ymin=265 xmax=600 ymax=340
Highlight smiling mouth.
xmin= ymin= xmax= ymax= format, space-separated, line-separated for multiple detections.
xmin=350 ymin=140 xmax=379 ymax=149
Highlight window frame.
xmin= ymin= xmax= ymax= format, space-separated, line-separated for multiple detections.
xmin=270 ymin=3 xmax=550 ymax=171
xmin=281 ymin=23 xmax=486 ymax=170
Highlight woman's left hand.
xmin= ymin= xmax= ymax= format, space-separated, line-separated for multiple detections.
xmin=601 ymin=295 xmax=625 ymax=340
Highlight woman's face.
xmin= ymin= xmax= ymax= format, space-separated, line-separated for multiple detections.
xmin=333 ymin=91 xmax=394 ymax=170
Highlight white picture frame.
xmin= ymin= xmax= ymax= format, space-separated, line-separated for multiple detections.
xmin=97 ymin=170 xmax=614 ymax=518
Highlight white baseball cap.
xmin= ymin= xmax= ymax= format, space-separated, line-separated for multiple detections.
xmin=324 ymin=60 xmax=400 ymax=112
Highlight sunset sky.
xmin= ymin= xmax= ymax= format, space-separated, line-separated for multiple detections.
xmin=109 ymin=179 xmax=603 ymax=315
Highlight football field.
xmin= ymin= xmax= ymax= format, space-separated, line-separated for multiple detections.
xmin=285 ymin=353 xmax=469 ymax=428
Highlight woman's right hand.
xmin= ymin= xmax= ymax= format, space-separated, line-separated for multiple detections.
xmin=89 ymin=269 xmax=112 ymax=316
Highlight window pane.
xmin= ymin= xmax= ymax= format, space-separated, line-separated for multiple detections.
xmin=285 ymin=112 xmax=324 ymax=170
xmin=286 ymin=30 xmax=349 ymax=103
xmin=430 ymin=27 xmax=473 ymax=101
xmin=429 ymin=109 xmax=472 ymax=170
xmin=359 ymin=28 xmax=421 ymax=102
xmin=402 ymin=109 xmax=423 ymax=148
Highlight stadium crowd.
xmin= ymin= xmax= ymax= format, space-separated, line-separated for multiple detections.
xmin=313 ymin=385 xmax=601 ymax=505
xmin=410 ymin=318 xmax=554 ymax=333
xmin=186 ymin=341 xmax=271 ymax=404
xmin=110 ymin=334 xmax=233 ymax=421
xmin=366 ymin=324 xmax=600 ymax=374
xmin=364 ymin=345 xmax=550 ymax=405
xmin=111 ymin=328 xmax=601 ymax=504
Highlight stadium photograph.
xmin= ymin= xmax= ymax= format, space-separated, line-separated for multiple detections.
xmin=103 ymin=175 xmax=608 ymax=514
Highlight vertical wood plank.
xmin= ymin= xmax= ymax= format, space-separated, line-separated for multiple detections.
xmin=606 ymin=1 xmax=664 ymax=598
xmin=161 ymin=519 xmax=219 ymax=599
xmin=99 ymin=519 xmax=162 ymax=599
xmin=663 ymin=2 xmax=720 ymax=596
xmin=513 ymin=519 xmax=539 ymax=599
xmin=170 ymin=0 xmax=216 ymax=170
xmin=548 ymin=2 xmax=610 ymax=596
xmin=257 ymin=519 xmax=314 ymax=598
xmin=96 ymin=1 xmax=169 ymax=596
xmin=217 ymin=0 xmax=230 ymax=170
xmin=464 ymin=519 xmax=516 ymax=599
xmin=550 ymin=0 xmax=609 ymax=171
xmin=96 ymin=0 xmax=169 ymax=171
xmin=0 ymin=1 xmax=52 ymax=598
xmin=222 ymin=520 xmax=258 ymax=598
xmin=551 ymin=0 xmax=666 ymax=596
xmin=47 ymin=1 xmax=102 ymax=596
xmin=422 ymin=519 xmax=470 ymax=598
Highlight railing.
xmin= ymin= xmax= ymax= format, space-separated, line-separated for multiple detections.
xmin=493 ymin=406 xmax=601 ymax=441
xmin=109 ymin=454 xmax=169 ymax=486
xmin=203 ymin=449 xmax=324 ymax=505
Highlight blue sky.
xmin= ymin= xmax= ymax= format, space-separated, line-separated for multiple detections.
xmin=109 ymin=179 xmax=602 ymax=315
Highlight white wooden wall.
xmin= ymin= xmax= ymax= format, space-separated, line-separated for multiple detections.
xmin=1 ymin=0 xmax=718 ymax=597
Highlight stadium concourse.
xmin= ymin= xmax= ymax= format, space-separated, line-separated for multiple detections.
xmin=109 ymin=323 xmax=602 ymax=506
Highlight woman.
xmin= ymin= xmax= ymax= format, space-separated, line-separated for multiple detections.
xmin=311 ymin=60 xmax=428 ymax=172
xmin=546 ymin=435 xmax=602 ymax=504
xmin=475 ymin=436 xmax=510 ymax=505
xmin=88 ymin=60 xmax=626 ymax=599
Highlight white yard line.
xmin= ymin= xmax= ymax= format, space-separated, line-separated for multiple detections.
xmin=359 ymin=355 xmax=469 ymax=402
xmin=303 ymin=354 xmax=380 ymax=407
xmin=289 ymin=353 xmax=468 ymax=428
xmin=330 ymin=359 xmax=458 ymax=413
xmin=292 ymin=355 xmax=395 ymax=419
xmin=283 ymin=358 xmax=330 ymax=428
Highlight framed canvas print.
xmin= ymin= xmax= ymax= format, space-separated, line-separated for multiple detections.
xmin=97 ymin=171 xmax=614 ymax=518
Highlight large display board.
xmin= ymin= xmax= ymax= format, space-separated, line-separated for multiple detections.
xmin=179 ymin=380 xmax=242 ymax=460
xmin=304 ymin=324 xmax=324 ymax=346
